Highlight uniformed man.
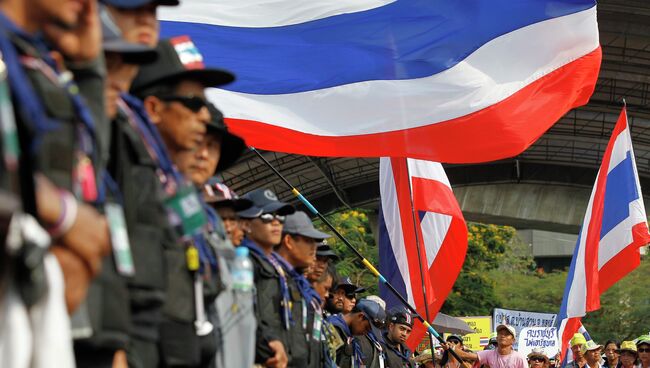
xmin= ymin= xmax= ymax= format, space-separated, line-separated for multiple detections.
xmin=238 ymin=188 xmax=296 ymax=368
xmin=327 ymin=276 xmax=364 ymax=315
xmin=131 ymin=36 xmax=236 ymax=367
xmin=382 ymin=307 xmax=415 ymax=368
xmin=306 ymin=241 xmax=339 ymax=283
xmin=203 ymin=178 xmax=251 ymax=246
xmin=276 ymin=211 xmax=333 ymax=368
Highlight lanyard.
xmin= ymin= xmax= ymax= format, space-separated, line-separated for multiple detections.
xmin=368 ymin=331 xmax=387 ymax=368
xmin=243 ymin=238 xmax=293 ymax=330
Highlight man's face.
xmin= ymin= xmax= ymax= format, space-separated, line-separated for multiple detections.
xmin=286 ymin=234 xmax=317 ymax=270
xmin=151 ymin=80 xmax=209 ymax=152
xmin=342 ymin=294 xmax=356 ymax=314
xmin=248 ymin=214 xmax=284 ymax=249
xmin=308 ymin=256 xmax=329 ymax=282
xmin=107 ymin=4 xmax=159 ymax=46
xmin=584 ymin=349 xmax=601 ymax=364
xmin=177 ymin=132 xmax=221 ymax=186
xmin=529 ymin=356 xmax=546 ymax=368
xmin=571 ymin=344 xmax=584 ymax=360
xmin=350 ymin=313 xmax=370 ymax=335
xmin=105 ymin=53 xmax=139 ymax=119
xmin=496 ymin=329 xmax=515 ymax=349
xmin=312 ymin=274 xmax=333 ymax=304
xmin=330 ymin=288 xmax=346 ymax=311
xmin=388 ymin=322 xmax=412 ymax=345
xmin=35 ymin=0 xmax=86 ymax=29
xmin=620 ymin=352 xmax=636 ymax=367
xmin=216 ymin=207 xmax=243 ymax=246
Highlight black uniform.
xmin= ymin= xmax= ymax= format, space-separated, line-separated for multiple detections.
xmin=382 ymin=332 xmax=415 ymax=368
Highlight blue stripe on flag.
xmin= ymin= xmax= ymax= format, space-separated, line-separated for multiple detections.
xmin=556 ymin=228 xmax=582 ymax=325
xmin=160 ymin=0 xmax=595 ymax=94
xmin=600 ymin=152 xmax=640 ymax=238
xmin=378 ymin=205 xmax=409 ymax=310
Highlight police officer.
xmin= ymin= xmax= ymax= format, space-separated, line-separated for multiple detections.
xmin=276 ymin=211 xmax=333 ymax=368
xmin=328 ymin=298 xmax=386 ymax=368
xmin=382 ymin=307 xmax=415 ymax=368
xmin=238 ymin=188 xmax=296 ymax=368
xmin=131 ymin=36 xmax=235 ymax=367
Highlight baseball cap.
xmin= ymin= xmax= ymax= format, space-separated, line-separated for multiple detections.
xmin=202 ymin=178 xmax=252 ymax=211
xmin=238 ymin=188 xmax=295 ymax=218
xmin=334 ymin=276 xmax=361 ymax=294
xmin=447 ymin=334 xmax=463 ymax=344
xmin=100 ymin=5 xmax=157 ymax=64
xmin=619 ymin=341 xmax=638 ymax=355
xmin=282 ymin=211 xmax=332 ymax=240
xmin=636 ymin=335 xmax=650 ymax=346
xmin=100 ymin=0 xmax=179 ymax=9
xmin=316 ymin=243 xmax=339 ymax=260
xmin=580 ymin=340 xmax=602 ymax=355
xmin=354 ymin=298 xmax=386 ymax=328
xmin=205 ymin=103 xmax=246 ymax=172
xmin=131 ymin=36 xmax=234 ymax=93
xmin=570 ymin=333 xmax=587 ymax=347
xmin=496 ymin=324 xmax=516 ymax=339
xmin=388 ymin=307 xmax=413 ymax=328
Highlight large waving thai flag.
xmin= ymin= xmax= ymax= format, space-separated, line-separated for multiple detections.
xmin=160 ymin=0 xmax=601 ymax=163
xmin=378 ymin=158 xmax=467 ymax=349
xmin=555 ymin=107 xmax=650 ymax=363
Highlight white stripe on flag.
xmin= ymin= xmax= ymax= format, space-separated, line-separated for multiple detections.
xmin=420 ymin=212 xmax=452 ymax=269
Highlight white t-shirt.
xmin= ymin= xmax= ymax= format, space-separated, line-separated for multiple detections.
xmin=476 ymin=349 xmax=528 ymax=368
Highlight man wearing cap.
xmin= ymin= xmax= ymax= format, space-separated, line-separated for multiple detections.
xmin=239 ymin=188 xmax=296 ymax=368
xmin=528 ymin=348 xmax=550 ymax=368
xmin=569 ymin=333 xmax=588 ymax=368
xmin=415 ymin=349 xmax=436 ymax=368
xmin=582 ymin=341 xmax=603 ymax=368
xmin=327 ymin=276 xmax=364 ymax=315
xmin=328 ymin=298 xmax=387 ymax=368
xmin=203 ymin=178 xmax=252 ymax=246
xmin=276 ymin=210 xmax=333 ymax=368
xmin=637 ymin=336 xmax=650 ymax=368
xmin=446 ymin=324 xmax=527 ymax=368
xmin=382 ymin=307 xmax=415 ymax=368
xmin=306 ymin=240 xmax=339 ymax=283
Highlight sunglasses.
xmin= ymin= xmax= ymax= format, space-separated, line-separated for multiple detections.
xmin=159 ymin=95 xmax=208 ymax=112
xmin=530 ymin=358 xmax=545 ymax=363
xmin=259 ymin=213 xmax=286 ymax=224
xmin=639 ymin=349 xmax=650 ymax=353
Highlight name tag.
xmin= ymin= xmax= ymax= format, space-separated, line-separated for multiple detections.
xmin=165 ymin=185 xmax=207 ymax=236
xmin=105 ymin=203 xmax=134 ymax=276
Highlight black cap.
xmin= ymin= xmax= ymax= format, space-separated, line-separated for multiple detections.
xmin=447 ymin=334 xmax=463 ymax=344
xmin=131 ymin=36 xmax=234 ymax=93
xmin=282 ymin=211 xmax=332 ymax=240
xmin=206 ymin=103 xmax=246 ymax=173
xmin=100 ymin=0 xmax=179 ymax=8
xmin=202 ymin=178 xmax=252 ymax=211
xmin=100 ymin=5 xmax=157 ymax=64
xmin=238 ymin=188 xmax=295 ymax=218
xmin=335 ymin=276 xmax=365 ymax=295
xmin=316 ymin=243 xmax=339 ymax=260
xmin=354 ymin=299 xmax=386 ymax=328
xmin=388 ymin=307 xmax=414 ymax=328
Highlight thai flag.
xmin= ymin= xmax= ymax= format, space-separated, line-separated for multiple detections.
xmin=555 ymin=107 xmax=650 ymax=363
xmin=159 ymin=0 xmax=601 ymax=163
xmin=378 ymin=158 xmax=467 ymax=349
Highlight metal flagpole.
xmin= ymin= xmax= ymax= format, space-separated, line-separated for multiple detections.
xmin=402 ymin=157 xmax=438 ymax=354
xmin=249 ymin=147 xmax=465 ymax=363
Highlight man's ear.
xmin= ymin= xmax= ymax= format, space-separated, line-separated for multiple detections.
xmin=283 ymin=234 xmax=296 ymax=251
xmin=143 ymin=96 xmax=164 ymax=124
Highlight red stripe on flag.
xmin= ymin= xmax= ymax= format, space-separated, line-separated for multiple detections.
xmin=583 ymin=108 xmax=629 ymax=312
xmin=559 ymin=318 xmax=583 ymax=363
xmin=598 ymin=222 xmax=650 ymax=293
xmin=226 ymin=47 xmax=601 ymax=163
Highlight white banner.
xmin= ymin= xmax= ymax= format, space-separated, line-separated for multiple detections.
xmin=517 ymin=327 xmax=559 ymax=358
xmin=493 ymin=308 xmax=557 ymax=349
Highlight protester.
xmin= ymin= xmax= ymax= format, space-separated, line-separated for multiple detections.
xmin=415 ymin=349 xmax=436 ymax=368
xmin=604 ymin=341 xmax=621 ymax=368
xmin=327 ymin=276 xmax=364 ymax=314
xmin=446 ymin=324 xmax=527 ymax=368
xmin=618 ymin=341 xmax=639 ymax=368
xmin=528 ymin=348 xmax=550 ymax=368
xmin=328 ymin=298 xmax=386 ymax=368
xmin=582 ymin=341 xmax=603 ymax=368
xmin=637 ymin=336 xmax=650 ymax=368
xmin=570 ymin=333 xmax=588 ymax=368
xmin=440 ymin=335 xmax=467 ymax=368
xmin=306 ymin=241 xmax=339 ymax=283
xmin=239 ymin=188 xmax=295 ymax=368
xmin=382 ymin=307 xmax=415 ymax=368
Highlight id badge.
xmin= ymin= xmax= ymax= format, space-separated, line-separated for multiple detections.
xmin=312 ymin=312 xmax=323 ymax=341
xmin=164 ymin=185 xmax=207 ymax=236
xmin=302 ymin=300 xmax=308 ymax=330
xmin=0 ymin=61 xmax=19 ymax=171
xmin=105 ymin=203 xmax=134 ymax=276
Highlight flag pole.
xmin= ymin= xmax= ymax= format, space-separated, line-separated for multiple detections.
xmin=402 ymin=158 xmax=438 ymax=354
xmin=249 ymin=147 xmax=465 ymax=363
